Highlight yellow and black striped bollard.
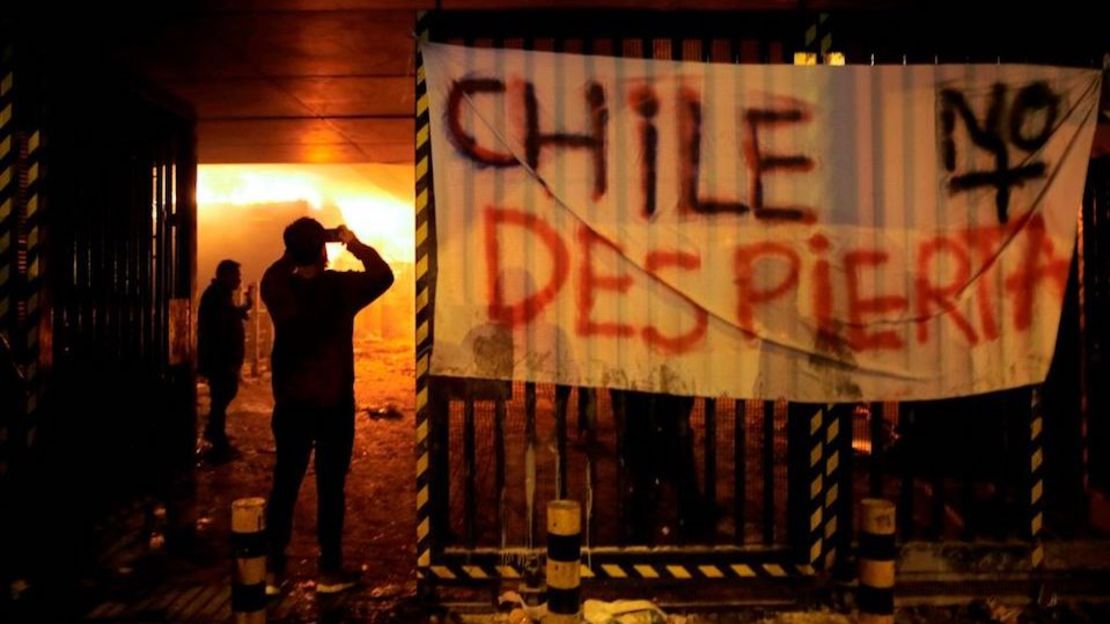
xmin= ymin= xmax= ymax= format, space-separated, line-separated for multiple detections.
xmin=231 ymin=498 xmax=267 ymax=624
xmin=858 ymin=498 xmax=895 ymax=624
xmin=546 ymin=500 xmax=581 ymax=624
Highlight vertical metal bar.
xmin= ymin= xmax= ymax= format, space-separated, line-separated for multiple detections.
xmin=704 ymin=35 xmax=733 ymax=538
xmin=612 ymin=387 xmax=626 ymax=545
xmin=140 ymin=155 xmax=152 ymax=370
xmin=767 ymin=36 xmax=785 ymax=64
xmin=610 ymin=36 xmax=641 ymax=547
xmin=763 ymin=400 xmax=776 ymax=545
xmin=157 ymin=156 xmax=166 ymax=372
xmin=414 ymin=10 xmax=440 ymax=582
xmin=156 ymin=158 xmax=165 ymax=372
xmin=735 ymin=400 xmax=746 ymax=544
xmin=556 ymin=386 xmax=568 ymax=500
xmin=150 ymin=160 xmax=160 ymax=370
xmin=583 ymin=388 xmax=597 ymax=550
xmin=1030 ymin=387 xmax=1045 ymax=571
xmin=930 ymin=466 xmax=945 ymax=539
xmin=577 ymin=385 xmax=591 ymax=439
xmin=582 ymin=31 xmax=605 ymax=553
xmin=0 ymin=55 xmax=16 ymax=367
xmin=125 ymin=153 xmax=138 ymax=364
xmin=1077 ymin=188 xmax=1091 ymax=504
xmin=175 ymin=121 xmax=197 ymax=308
xmin=109 ymin=163 xmax=121 ymax=362
xmin=154 ymin=159 xmax=165 ymax=373
xmin=788 ymin=404 xmax=818 ymax=566
xmin=91 ymin=161 xmax=105 ymax=357
xmin=870 ymin=402 xmax=884 ymax=497
xmin=161 ymin=159 xmax=172 ymax=373
xmin=464 ymin=394 xmax=476 ymax=548
xmin=898 ymin=408 xmax=915 ymax=540
xmin=525 ymin=381 xmax=537 ymax=548
xmin=494 ymin=392 xmax=506 ymax=549
xmin=962 ymin=452 xmax=977 ymax=540
xmin=732 ymin=37 xmax=756 ymax=547
xmin=169 ymin=134 xmax=178 ymax=308
xmin=704 ymin=398 xmax=717 ymax=525
xmin=118 ymin=161 xmax=128 ymax=362
xmin=834 ymin=405 xmax=854 ymax=575
xmin=428 ymin=388 xmax=451 ymax=549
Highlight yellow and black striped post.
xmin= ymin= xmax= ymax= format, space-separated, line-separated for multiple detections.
xmin=0 ymin=45 xmax=13 ymax=344
xmin=231 ymin=498 xmax=267 ymax=624
xmin=0 ymin=45 xmax=13 ymax=483
xmin=791 ymin=403 xmax=841 ymax=575
xmin=808 ymin=13 xmax=833 ymax=63
xmin=414 ymin=9 xmax=436 ymax=585
xmin=819 ymin=405 xmax=844 ymax=572
xmin=1 ymin=41 xmax=47 ymax=463
xmin=858 ymin=499 xmax=895 ymax=624
xmin=1029 ymin=387 xmax=1045 ymax=571
xmin=17 ymin=122 xmax=43 ymax=453
xmin=0 ymin=49 xmax=13 ymax=334
xmin=546 ymin=500 xmax=581 ymax=624
xmin=796 ymin=13 xmax=843 ymax=66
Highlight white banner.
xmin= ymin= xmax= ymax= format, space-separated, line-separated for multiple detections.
xmin=422 ymin=42 xmax=1101 ymax=401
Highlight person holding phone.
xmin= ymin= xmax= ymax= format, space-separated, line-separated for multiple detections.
xmin=197 ymin=259 xmax=252 ymax=459
xmin=260 ymin=217 xmax=394 ymax=595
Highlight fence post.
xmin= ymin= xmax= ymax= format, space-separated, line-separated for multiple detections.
xmin=1029 ymin=387 xmax=1045 ymax=574
xmin=789 ymin=403 xmax=844 ymax=573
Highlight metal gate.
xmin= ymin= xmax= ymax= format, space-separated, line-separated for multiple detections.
xmin=412 ymin=8 xmax=1108 ymax=595
xmin=0 ymin=32 xmax=197 ymax=582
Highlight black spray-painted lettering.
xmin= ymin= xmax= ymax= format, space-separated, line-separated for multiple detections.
xmin=940 ymin=81 xmax=1058 ymax=224
xmin=524 ymin=82 xmax=609 ymax=200
xmin=744 ymin=108 xmax=816 ymax=222
xmin=448 ymin=78 xmax=819 ymax=222
xmin=678 ymin=88 xmax=752 ymax=216
xmin=446 ymin=79 xmax=518 ymax=168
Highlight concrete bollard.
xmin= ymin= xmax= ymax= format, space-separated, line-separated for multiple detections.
xmin=231 ymin=498 xmax=267 ymax=624
xmin=858 ymin=498 xmax=896 ymax=624
xmin=545 ymin=500 xmax=581 ymax=624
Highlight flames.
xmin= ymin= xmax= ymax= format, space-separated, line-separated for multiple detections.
xmin=197 ymin=164 xmax=414 ymax=264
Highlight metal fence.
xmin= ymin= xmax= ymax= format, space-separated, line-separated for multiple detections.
xmin=0 ymin=32 xmax=196 ymax=582
xmin=412 ymin=8 xmax=1107 ymax=591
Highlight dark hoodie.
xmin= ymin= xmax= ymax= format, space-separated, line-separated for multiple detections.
xmin=260 ymin=240 xmax=394 ymax=409
xmin=197 ymin=280 xmax=247 ymax=377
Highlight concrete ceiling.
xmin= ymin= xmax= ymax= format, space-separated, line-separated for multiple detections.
xmin=19 ymin=1 xmax=1104 ymax=164
xmin=112 ymin=5 xmax=420 ymax=164
xmin=99 ymin=1 xmax=819 ymax=164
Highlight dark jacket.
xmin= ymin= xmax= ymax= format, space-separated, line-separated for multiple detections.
xmin=197 ymin=281 xmax=248 ymax=377
xmin=261 ymin=241 xmax=394 ymax=409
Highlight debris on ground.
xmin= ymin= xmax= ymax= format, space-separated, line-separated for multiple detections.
xmin=367 ymin=404 xmax=405 ymax=420
xmin=583 ymin=599 xmax=672 ymax=624
xmin=368 ymin=583 xmax=405 ymax=600
xmin=966 ymin=598 xmax=1023 ymax=624
xmin=497 ymin=590 xmax=547 ymax=622
xmin=487 ymin=597 xmax=685 ymax=624
xmin=753 ymin=611 xmax=853 ymax=624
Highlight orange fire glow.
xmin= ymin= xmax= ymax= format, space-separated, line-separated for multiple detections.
xmin=197 ymin=164 xmax=414 ymax=265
